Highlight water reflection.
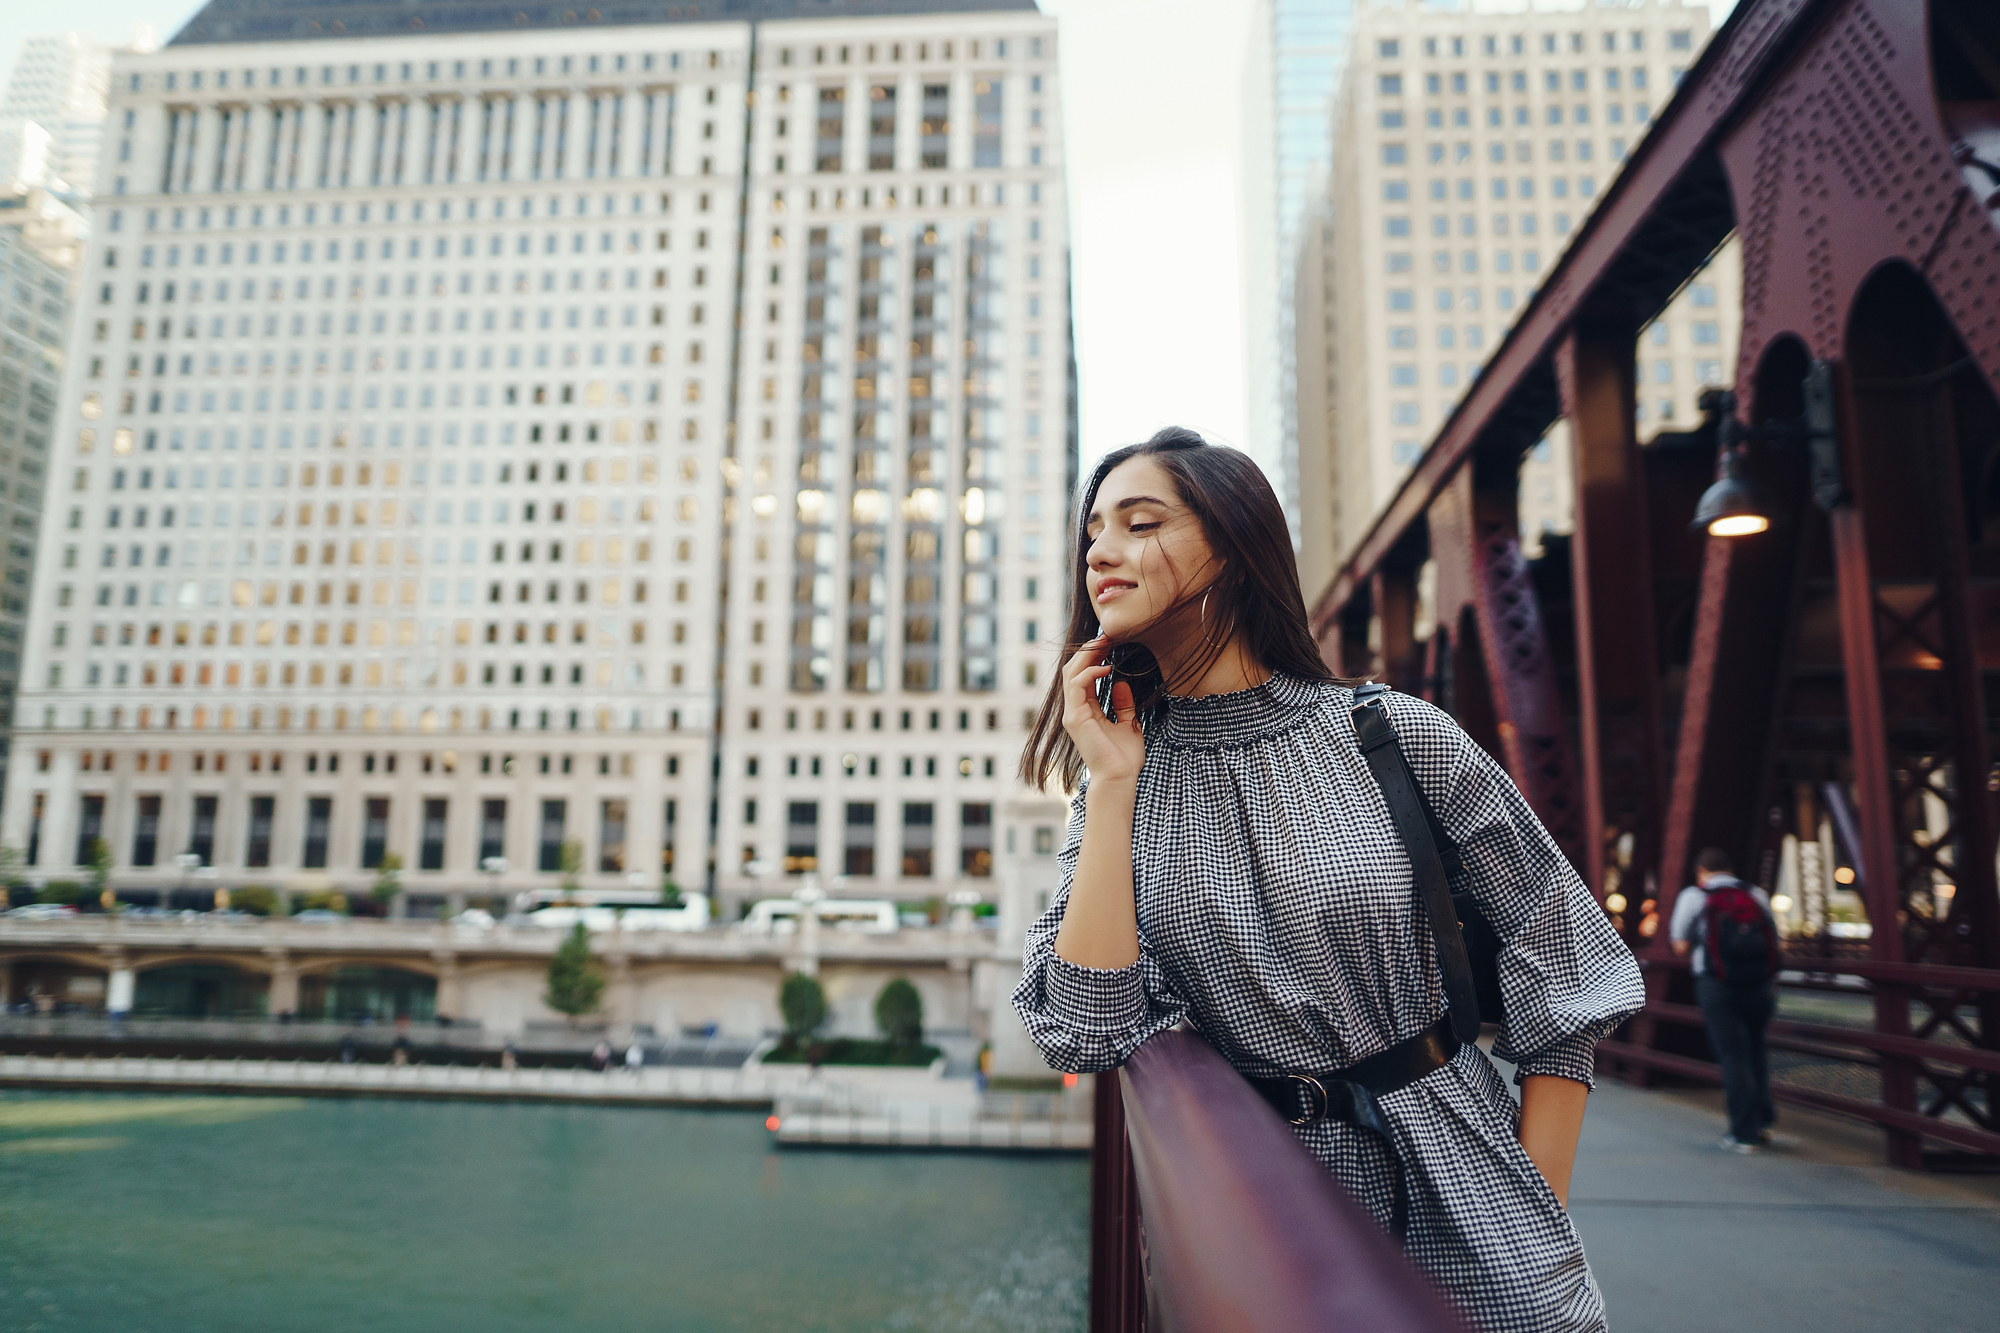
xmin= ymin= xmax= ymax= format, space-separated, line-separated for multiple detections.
xmin=0 ymin=1093 xmax=1087 ymax=1331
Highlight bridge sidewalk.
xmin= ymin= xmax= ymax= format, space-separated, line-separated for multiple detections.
xmin=1570 ymin=1075 xmax=2000 ymax=1332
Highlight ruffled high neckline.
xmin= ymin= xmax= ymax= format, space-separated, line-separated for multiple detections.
xmin=1154 ymin=671 xmax=1337 ymax=748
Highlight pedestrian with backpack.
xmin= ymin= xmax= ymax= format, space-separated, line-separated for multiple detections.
xmin=1671 ymin=847 xmax=1785 ymax=1153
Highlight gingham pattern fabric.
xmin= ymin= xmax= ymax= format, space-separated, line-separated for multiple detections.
xmin=1012 ymin=674 xmax=1642 ymax=1333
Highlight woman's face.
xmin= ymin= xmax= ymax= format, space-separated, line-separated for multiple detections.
xmin=1084 ymin=456 xmax=1219 ymax=643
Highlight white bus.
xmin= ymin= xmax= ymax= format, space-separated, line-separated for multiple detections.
xmin=740 ymin=898 xmax=900 ymax=935
xmin=525 ymin=896 xmax=711 ymax=933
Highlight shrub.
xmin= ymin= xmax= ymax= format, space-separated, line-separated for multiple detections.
xmin=233 ymin=886 xmax=278 ymax=917
xmin=779 ymin=971 xmax=828 ymax=1042
xmin=37 ymin=881 xmax=86 ymax=907
xmin=874 ymin=977 xmax=924 ymax=1049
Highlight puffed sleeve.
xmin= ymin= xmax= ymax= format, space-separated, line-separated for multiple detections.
xmin=1010 ymin=783 xmax=1191 ymax=1073
xmin=1385 ymin=693 xmax=1642 ymax=1089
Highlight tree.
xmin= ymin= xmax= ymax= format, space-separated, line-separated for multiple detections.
xmin=659 ymin=876 xmax=684 ymax=909
xmin=874 ymin=977 xmax=924 ymax=1050
xmin=370 ymin=851 xmax=404 ymax=907
xmin=779 ymin=971 xmax=828 ymax=1043
xmin=557 ymin=838 xmax=584 ymax=901
xmin=543 ymin=922 xmax=605 ymax=1026
xmin=88 ymin=838 xmax=113 ymax=908
xmin=0 ymin=844 xmax=25 ymax=908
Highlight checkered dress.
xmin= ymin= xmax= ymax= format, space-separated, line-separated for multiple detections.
xmin=1012 ymin=674 xmax=1642 ymax=1333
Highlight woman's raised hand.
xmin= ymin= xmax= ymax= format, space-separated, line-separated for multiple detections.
xmin=1061 ymin=637 xmax=1146 ymax=784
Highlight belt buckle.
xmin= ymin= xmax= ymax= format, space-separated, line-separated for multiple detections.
xmin=1283 ymin=1073 xmax=1329 ymax=1126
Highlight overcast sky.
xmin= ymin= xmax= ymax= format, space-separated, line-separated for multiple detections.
xmin=1 ymin=1 xmax=1735 ymax=475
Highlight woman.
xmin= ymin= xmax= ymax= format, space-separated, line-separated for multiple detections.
xmin=1012 ymin=428 xmax=1641 ymax=1332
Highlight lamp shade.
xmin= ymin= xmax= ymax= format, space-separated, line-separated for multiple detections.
xmin=1691 ymin=449 xmax=1771 ymax=536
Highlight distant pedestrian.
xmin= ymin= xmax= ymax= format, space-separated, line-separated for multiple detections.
xmin=625 ymin=1042 xmax=645 ymax=1072
xmin=589 ymin=1039 xmax=612 ymax=1072
xmin=339 ymin=1033 xmax=358 ymax=1064
xmin=391 ymin=1033 xmax=411 ymax=1067
xmin=500 ymin=1041 xmax=519 ymax=1071
xmin=1672 ymin=847 xmax=1784 ymax=1153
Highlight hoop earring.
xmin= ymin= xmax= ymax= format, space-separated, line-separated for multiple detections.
xmin=1199 ymin=590 xmax=1209 ymax=627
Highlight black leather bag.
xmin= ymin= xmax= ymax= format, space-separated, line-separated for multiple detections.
xmin=1350 ymin=682 xmax=1506 ymax=1036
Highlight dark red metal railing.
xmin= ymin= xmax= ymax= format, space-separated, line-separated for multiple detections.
xmin=1088 ymin=1031 xmax=1467 ymax=1332
xmin=1599 ymin=955 xmax=2000 ymax=1161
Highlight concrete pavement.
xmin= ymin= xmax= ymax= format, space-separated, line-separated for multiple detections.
xmin=1570 ymin=1075 xmax=2000 ymax=1332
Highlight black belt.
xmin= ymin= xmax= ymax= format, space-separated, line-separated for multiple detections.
xmin=1242 ymin=1014 xmax=1462 ymax=1242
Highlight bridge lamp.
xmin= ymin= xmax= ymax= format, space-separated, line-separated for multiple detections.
xmin=1691 ymin=447 xmax=1771 ymax=538
xmin=1689 ymin=361 xmax=1843 ymax=538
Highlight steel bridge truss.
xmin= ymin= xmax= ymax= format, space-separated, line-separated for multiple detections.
xmin=1313 ymin=0 xmax=2000 ymax=1168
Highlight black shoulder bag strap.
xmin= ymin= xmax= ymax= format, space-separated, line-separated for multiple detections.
xmin=1350 ymin=682 xmax=1484 ymax=1046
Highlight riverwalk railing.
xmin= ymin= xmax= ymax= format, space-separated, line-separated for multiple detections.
xmin=1599 ymin=955 xmax=2000 ymax=1165
xmin=1090 ymin=1030 xmax=1466 ymax=1332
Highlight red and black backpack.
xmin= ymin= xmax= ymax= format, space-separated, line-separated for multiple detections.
xmin=1702 ymin=879 xmax=1780 ymax=986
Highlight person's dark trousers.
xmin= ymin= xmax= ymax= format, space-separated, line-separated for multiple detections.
xmin=1697 ymin=975 xmax=1776 ymax=1143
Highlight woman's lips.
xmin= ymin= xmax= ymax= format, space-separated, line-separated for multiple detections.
xmin=1095 ymin=581 xmax=1135 ymax=604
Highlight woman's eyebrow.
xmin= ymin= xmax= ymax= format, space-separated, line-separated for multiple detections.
xmin=1115 ymin=494 xmax=1171 ymax=511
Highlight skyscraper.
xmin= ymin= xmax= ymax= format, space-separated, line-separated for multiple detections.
xmin=0 ymin=187 xmax=84 ymax=799
xmin=1242 ymin=0 xmax=1352 ymax=539
xmin=1294 ymin=0 xmax=1737 ymax=594
xmin=4 ymin=0 xmax=1073 ymax=927
xmin=1 ymin=34 xmax=117 ymax=199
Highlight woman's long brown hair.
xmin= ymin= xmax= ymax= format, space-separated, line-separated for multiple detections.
xmin=1019 ymin=427 xmax=1344 ymax=792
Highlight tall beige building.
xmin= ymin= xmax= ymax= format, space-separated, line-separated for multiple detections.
xmin=4 ymin=0 xmax=1074 ymax=936
xmin=1296 ymin=0 xmax=1739 ymax=599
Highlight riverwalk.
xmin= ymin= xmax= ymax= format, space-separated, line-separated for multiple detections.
xmin=1572 ymin=1075 xmax=2000 ymax=1333
xmin=0 ymin=1052 xmax=1093 ymax=1150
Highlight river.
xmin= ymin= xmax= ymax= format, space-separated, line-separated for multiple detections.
xmin=0 ymin=1091 xmax=1088 ymax=1332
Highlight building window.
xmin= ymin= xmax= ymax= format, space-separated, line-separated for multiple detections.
xmin=362 ymin=797 xmax=390 ymax=870
xmin=599 ymin=798 xmax=628 ymax=872
xmin=421 ymin=798 xmax=448 ymax=871
xmin=247 ymin=795 xmax=274 ymax=868
xmin=480 ymin=798 xmax=506 ymax=865
xmin=844 ymin=801 xmax=876 ymax=876
xmin=538 ymin=799 xmax=567 ymax=872
xmin=960 ymin=803 xmax=993 ymax=877
xmin=75 ymin=794 xmax=106 ymax=868
xmin=815 ymin=87 xmax=844 ymax=172
xmin=189 ymin=795 xmax=217 ymax=866
xmin=662 ymin=797 xmax=678 ymax=874
xmin=303 ymin=797 xmax=332 ymax=869
xmin=902 ymin=802 xmax=934 ymax=878
xmin=785 ymin=801 xmax=819 ymax=874
xmin=973 ymin=79 xmax=1002 ymax=168
xmin=132 ymin=794 xmax=161 ymax=868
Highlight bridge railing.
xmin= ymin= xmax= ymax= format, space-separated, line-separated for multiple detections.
xmin=1089 ymin=1029 xmax=1466 ymax=1332
xmin=1600 ymin=955 xmax=2000 ymax=1163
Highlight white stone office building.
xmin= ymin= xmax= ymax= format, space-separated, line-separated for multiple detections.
xmin=2 ymin=0 xmax=1074 ymax=939
xmin=1294 ymin=0 xmax=1739 ymax=590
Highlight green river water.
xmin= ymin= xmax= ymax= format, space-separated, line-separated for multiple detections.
xmin=0 ymin=1092 xmax=1088 ymax=1332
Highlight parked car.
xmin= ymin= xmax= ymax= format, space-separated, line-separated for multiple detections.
xmin=451 ymin=908 xmax=496 ymax=929
xmin=291 ymin=909 xmax=347 ymax=923
xmin=6 ymin=903 xmax=77 ymax=920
